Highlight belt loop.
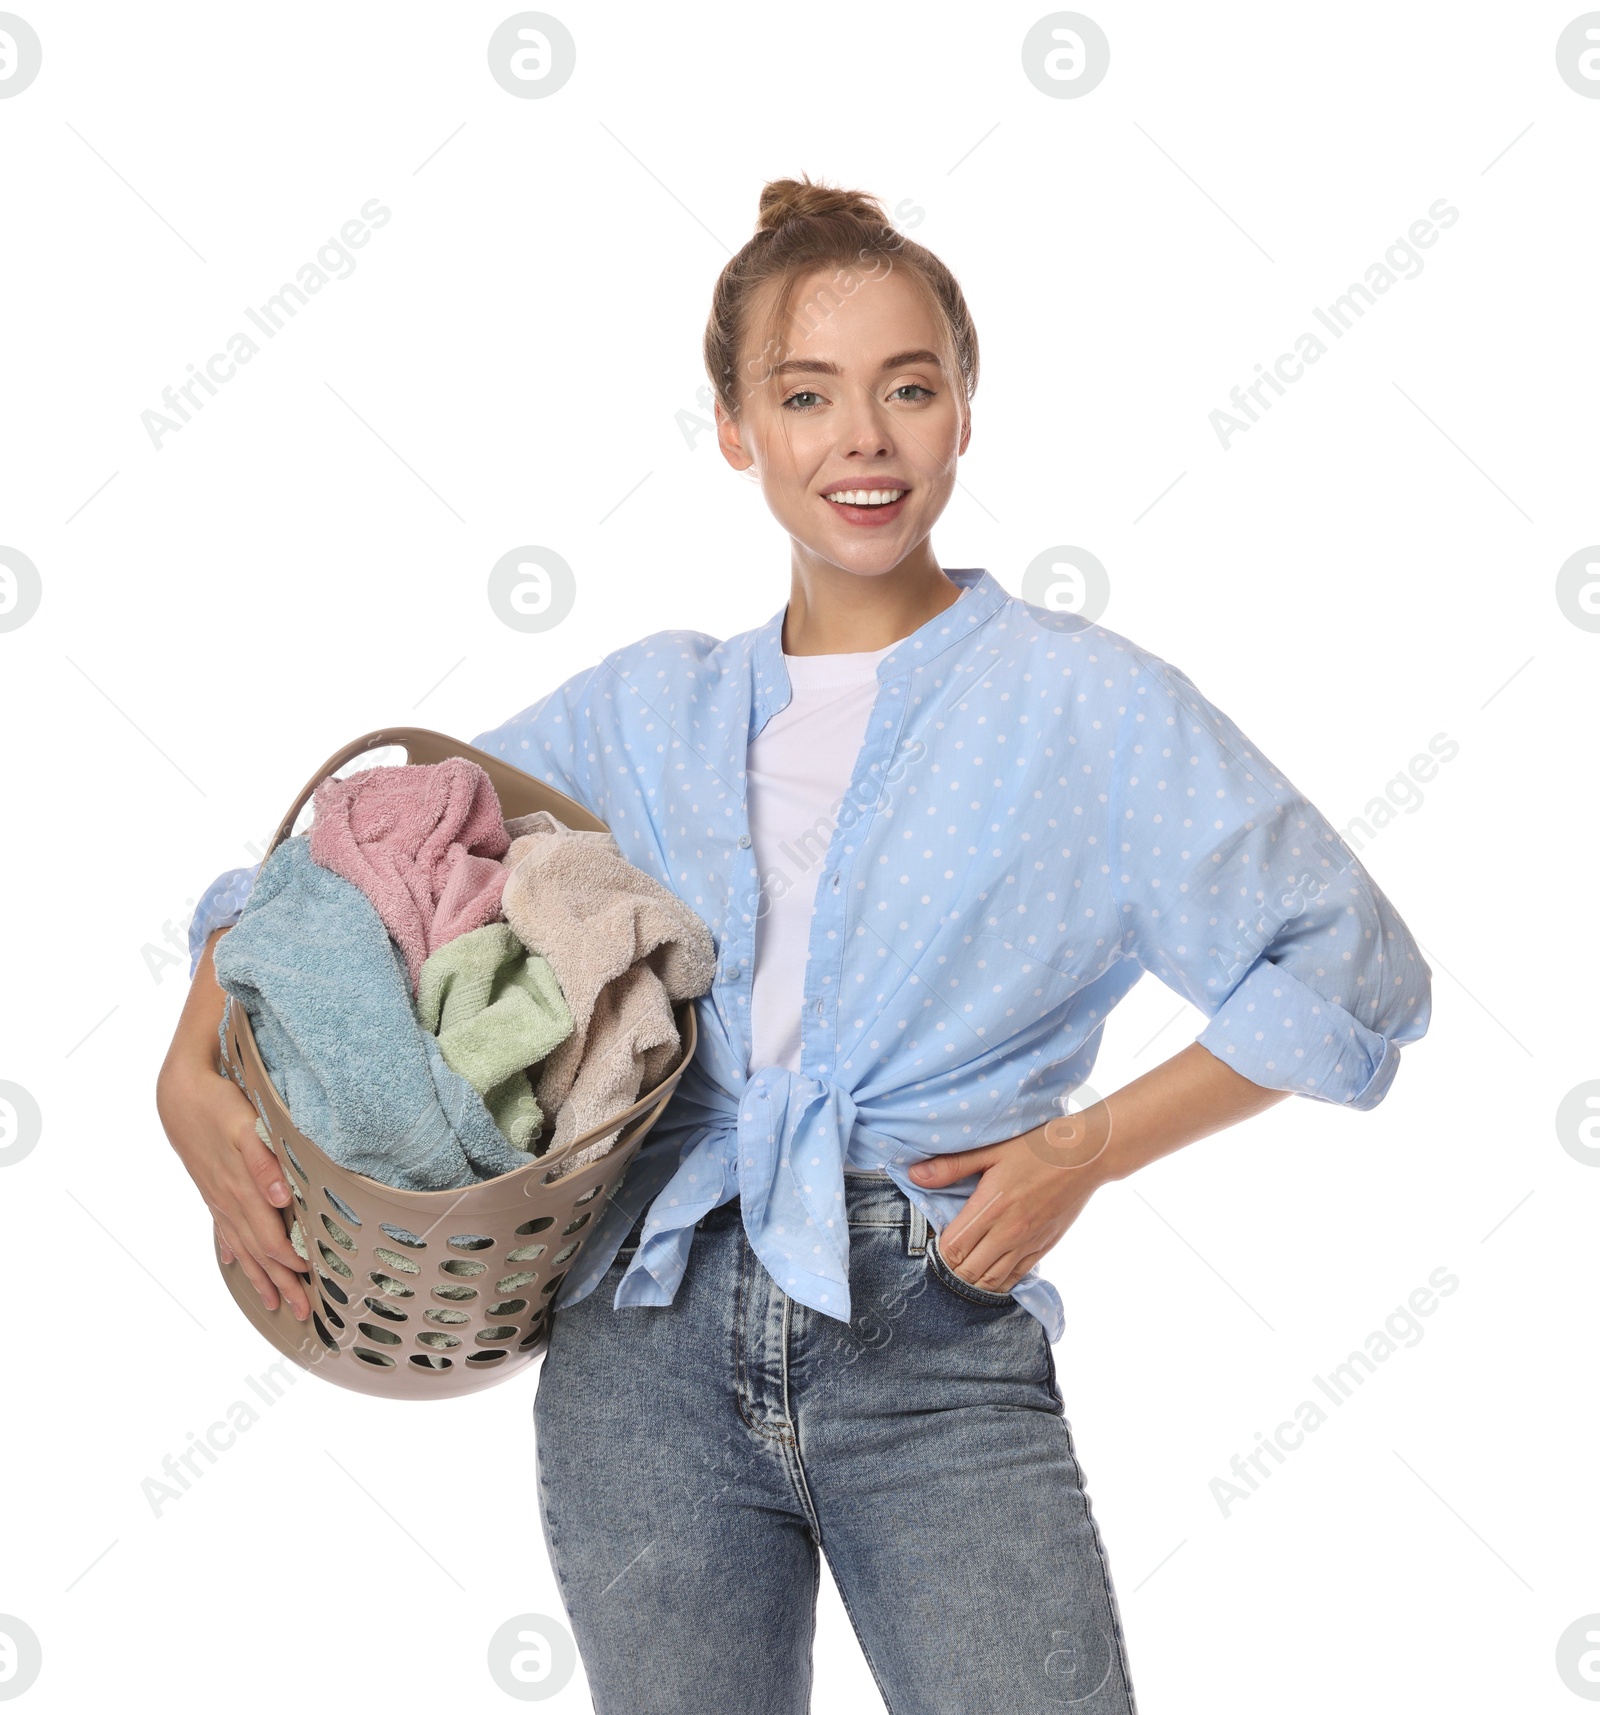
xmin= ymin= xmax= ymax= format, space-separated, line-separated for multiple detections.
xmin=906 ymin=1198 xmax=929 ymax=1257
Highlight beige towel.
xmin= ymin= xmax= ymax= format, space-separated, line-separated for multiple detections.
xmin=500 ymin=811 xmax=715 ymax=1175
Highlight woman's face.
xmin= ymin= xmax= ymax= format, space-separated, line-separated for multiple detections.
xmin=716 ymin=264 xmax=971 ymax=580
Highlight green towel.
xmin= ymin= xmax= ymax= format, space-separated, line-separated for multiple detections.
xmin=415 ymin=923 xmax=574 ymax=1152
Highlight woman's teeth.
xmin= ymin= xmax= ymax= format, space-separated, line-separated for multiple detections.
xmin=824 ymin=490 xmax=906 ymax=507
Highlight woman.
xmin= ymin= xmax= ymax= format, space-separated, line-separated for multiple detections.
xmin=157 ymin=176 xmax=1432 ymax=1712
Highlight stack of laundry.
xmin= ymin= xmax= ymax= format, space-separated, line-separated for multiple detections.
xmin=212 ymin=756 xmax=716 ymax=1207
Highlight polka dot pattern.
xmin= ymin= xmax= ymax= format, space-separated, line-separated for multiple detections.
xmin=188 ymin=570 xmax=1431 ymax=1345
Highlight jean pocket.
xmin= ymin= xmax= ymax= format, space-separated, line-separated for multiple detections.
xmin=925 ymin=1230 xmax=1018 ymax=1308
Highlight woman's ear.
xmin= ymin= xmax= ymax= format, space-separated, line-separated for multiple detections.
xmin=715 ymin=398 xmax=757 ymax=477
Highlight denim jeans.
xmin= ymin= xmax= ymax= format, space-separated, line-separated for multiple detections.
xmin=533 ymin=1171 xmax=1139 ymax=1714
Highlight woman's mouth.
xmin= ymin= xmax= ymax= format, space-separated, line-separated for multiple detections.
xmin=821 ymin=487 xmax=909 ymax=526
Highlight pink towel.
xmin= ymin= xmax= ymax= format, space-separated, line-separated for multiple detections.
xmin=309 ymin=758 xmax=511 ymax=991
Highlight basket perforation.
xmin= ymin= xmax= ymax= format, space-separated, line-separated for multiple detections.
xmin=214 ymin=726 xmax=698 ymax=1400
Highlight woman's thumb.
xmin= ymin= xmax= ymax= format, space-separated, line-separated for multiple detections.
xmin=909 ymin=1154 xmax=957 ymax=1184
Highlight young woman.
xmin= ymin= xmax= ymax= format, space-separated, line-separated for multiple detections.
xmin=158 ymin=176 xmax=1432 ymax=1713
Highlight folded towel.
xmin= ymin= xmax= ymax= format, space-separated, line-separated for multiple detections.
xmin=309 ymin=758 xmax=511 ymax=992
xmin=415 ymin=922 xmax=574 ymax=1152
xmin=215 ymin=835 xmax=537 ymax=1191
xmin=500 ymin=811 xmax=716 ymax=1174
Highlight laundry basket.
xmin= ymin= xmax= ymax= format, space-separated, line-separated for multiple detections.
xmin=212 ymin=726 xmax=699 ymax=1400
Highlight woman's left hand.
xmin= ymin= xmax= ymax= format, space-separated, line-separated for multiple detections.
xmin=905 ymin=1106 xmax=1115 ymax=1294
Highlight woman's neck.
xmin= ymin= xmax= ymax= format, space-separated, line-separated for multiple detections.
xmin=781 ymin=548 xmax=963 ymax=656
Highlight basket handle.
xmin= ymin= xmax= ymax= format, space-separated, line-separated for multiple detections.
xmin=249 ymin=725 xmax=699 ymax=1177
xmin=263 ymin=725 xmax=606 ymax=860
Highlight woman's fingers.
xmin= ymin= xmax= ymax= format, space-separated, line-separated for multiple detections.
xmin=238 ymin=1201 xmax=312 ymax=1319
xmin=161 ymin=1056 xmax=313 ymax=1320
xmin=262 ymin=1256 xmax=313 ymax=1321
xmin=926 ymin=1132 xmax=1094 ymax=1290
xmin=216 ymin=1213 xmax=282 ymax=1311
xmin=221 ymin=1101 xmax=313 ymax=1317
xmin=215 ymin=1200 xmax=312 ymax=1321
xmin=234 ymin=1109 xmax=292 ymax=1207
xmin=910 ymin=1142 xmax=1003 ymax=1186
xmin=939 ymin=1224 xmax=1030 ymax=1293
xmin=229 ymin=1231 xmax=311 ymax=1321
xmin=955 ymin=1219 xmax=1054 ymax=1288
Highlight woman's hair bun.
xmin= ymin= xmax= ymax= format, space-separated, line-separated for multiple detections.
xmin=756 ymin=175 xmax=887 ymax=235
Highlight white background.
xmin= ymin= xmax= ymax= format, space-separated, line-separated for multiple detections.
xmin=1 ymin=2 xmax=1595 ymax=1710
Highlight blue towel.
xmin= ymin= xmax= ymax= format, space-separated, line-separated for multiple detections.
xmin=213 ymin=835 xmax=534 ymax=1190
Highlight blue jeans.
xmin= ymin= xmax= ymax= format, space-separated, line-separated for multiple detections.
xmin=533 ymin=1171 xmax=1139 ymax=1714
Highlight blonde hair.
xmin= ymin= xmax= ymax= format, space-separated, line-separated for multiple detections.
xmin=703 ymin=174 xmax=979 ymax=419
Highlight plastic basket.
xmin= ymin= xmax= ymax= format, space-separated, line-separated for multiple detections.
xmin=212 ymin=726 xmax=698 ymax=1400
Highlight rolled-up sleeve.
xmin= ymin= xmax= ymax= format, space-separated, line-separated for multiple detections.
xmin=1110 ymin=649 xmax=1431 ymax=1109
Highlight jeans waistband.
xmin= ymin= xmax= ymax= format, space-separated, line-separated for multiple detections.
xmin=687 ymin=1172 xmax=925 ymax=1249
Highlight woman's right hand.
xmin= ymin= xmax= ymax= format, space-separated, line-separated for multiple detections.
xmin=156 ymin=925 xmax=313 ymax=1323
xmin=159 ymin=1061 xmax=314 ymax=1322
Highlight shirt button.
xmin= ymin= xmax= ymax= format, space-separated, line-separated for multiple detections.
xmin=737 ymin=834 xmax=752 ymax=849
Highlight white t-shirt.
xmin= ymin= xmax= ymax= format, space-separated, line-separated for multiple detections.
xmin=746 ymin=643 xmax=895 ymax=1072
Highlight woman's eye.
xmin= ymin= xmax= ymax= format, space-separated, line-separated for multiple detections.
xmin=891 ymin=384 xmax=934 ymax=402
xmin=782 ymin=390 xmax=824 ymax=411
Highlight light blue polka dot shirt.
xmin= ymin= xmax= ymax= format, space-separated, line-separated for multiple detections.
xmin=189 ymin=568 xmax=1431 ymax=1341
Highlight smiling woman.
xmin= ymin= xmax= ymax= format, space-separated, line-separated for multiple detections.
xmin=165 ymin=172 xmax=1431 ymax=1715
xmin=700 ymin=177 xmax=979 ymax=626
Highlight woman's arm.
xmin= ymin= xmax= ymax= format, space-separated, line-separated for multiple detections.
xmin=159 ymin=675 xmax=602 ymax=1320
xmin=914 ymin=645 xmax=1432 ymax=1294
xmin=154 ymin=926 xmax=313 ymax=1320
xmin=909 ymin=1042 xmax=1288 ymax=1293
